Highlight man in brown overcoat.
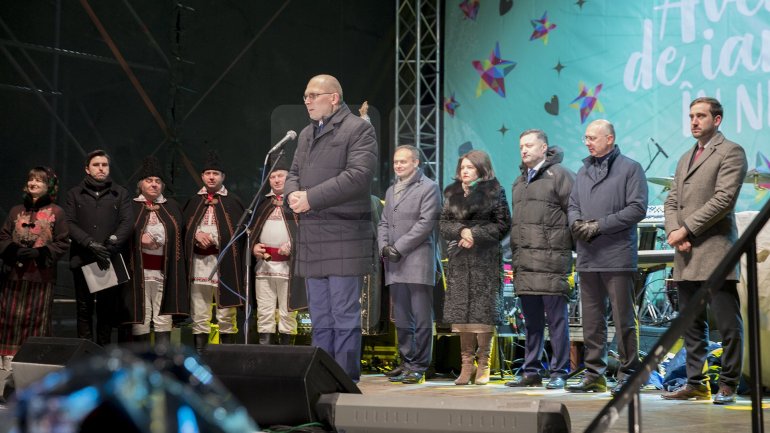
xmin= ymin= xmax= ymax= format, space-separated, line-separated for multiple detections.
xmin=663 ymin=96 xmax=748 ymax=404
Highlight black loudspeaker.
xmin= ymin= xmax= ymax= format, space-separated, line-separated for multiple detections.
xmin=202 ymin=345 xmax=361 ymax=428
xmin=12 ymin=337 xmax=104 ymax=389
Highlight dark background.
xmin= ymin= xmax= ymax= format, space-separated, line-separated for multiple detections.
xmin=0 ymin=0 xmax=396 ymax=218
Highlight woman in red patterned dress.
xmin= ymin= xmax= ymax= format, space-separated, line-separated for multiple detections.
xmin=0 ymin=167 xmax=69 ymax=370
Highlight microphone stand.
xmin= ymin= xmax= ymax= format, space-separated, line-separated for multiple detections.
xmin=644 ymin=145 xmax=665 ymax=173
xmin=207 ymin=148 xmax=288 ymax=345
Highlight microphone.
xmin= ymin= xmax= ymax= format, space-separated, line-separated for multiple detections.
xmin=268 ymin=130 xmax=297 ymax=154
xmin=650 ymin=138 xmax=669 ymax=158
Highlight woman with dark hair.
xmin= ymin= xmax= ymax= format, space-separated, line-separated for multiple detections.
xmin=0 ymin=167 xmax=69 ymax=371
xmin=440 ymin=150 xmax=511 ymax=385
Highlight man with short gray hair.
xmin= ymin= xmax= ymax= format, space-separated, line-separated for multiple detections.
xmin=567 ymin=120 xmax=648 ymax=395
xmin=378 ymin=145 xmax=441 ymax=385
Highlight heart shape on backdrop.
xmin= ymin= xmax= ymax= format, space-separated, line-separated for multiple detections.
xmin=499 ymin=0 xmax=513 ymax=15
xmin=544 ymin=95 xmax=559 ymax=115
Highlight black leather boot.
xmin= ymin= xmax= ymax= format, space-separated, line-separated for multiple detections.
xmin=278 ymin=334 xmax=295 ymax=345
xmin=154 ymin=331 xmax=171 ymax=347
xmin=219 ymin=333 xmax=237 ymax=344
xmin=258 ymin=333 xmax=273 ymax=345
xmin=194 ymin=333 xmax=209 ymax=355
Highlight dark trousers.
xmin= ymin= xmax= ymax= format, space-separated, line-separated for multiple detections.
xmin=73 ymin=269 xmax=120 ymax=346
xmin=390 ymin=283 xmax=434 ymax=373
xmin=306 ymin=276 xmax=363 ymax=382
xmin=519 ymin=294 xmax=570 ymax=378
xmin=677 ymin=280 xmax=743 ymax=387
xmin=579 ymin=271 xmax=640 ymax=379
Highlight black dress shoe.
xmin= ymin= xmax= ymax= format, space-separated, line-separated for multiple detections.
xmin=388 ymin=370 xmax=410 ymax=383
xmin=401 ymin=371 xmax=425 ymax=384
xmin=546 ymin=377 xmax=566 ymax=390
xmin=505 ymin=375 xmax=542 ymax=387
xmin=713 ymin=384 xmax=737 ymax=405
xmin=566 ymin=376 xmax=607 ymax=393
xmin=661 ymin=383 xmax=711 ymax=400
xmin=384 ymin=364 xmax=405 ymax=377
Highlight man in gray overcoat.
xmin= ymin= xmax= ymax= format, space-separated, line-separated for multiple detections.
xmin=377 ymin=145 xmax=441 ymax=385
xmin=662 ymin=97 xmax=747 ymax=404
xmin=567 ymin=119 xmax=648 ymax=395
xmin=284 ymin=74 xmax=378 ymax=382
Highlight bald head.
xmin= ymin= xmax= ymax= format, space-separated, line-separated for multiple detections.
xmin=583 ymin=119 xmax=616 ymax=158
xmin=305 ymin=74 xmax=344 ymax=121
xmin=309 ymin=74 xmax=343 ymax=101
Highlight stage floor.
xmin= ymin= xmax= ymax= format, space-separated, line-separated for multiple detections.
xmin=355 ymin=373 xmax=769 ymax=433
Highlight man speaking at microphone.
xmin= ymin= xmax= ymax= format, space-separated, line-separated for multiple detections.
xmin=284 ymin=74 xmax=378 ymax=381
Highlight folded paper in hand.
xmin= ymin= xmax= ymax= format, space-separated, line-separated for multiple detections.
xmin=81 ymin=254 xmax=130 ymax=293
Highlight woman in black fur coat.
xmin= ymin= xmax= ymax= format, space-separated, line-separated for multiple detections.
xmin=440 ymin=150 xmax=511 ymax=385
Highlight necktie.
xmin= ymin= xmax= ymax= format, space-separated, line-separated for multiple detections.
xmin=693 ymin=144 xmax=704 ymax=161
xmin=527 ymin=168 xmax=536 ymax=183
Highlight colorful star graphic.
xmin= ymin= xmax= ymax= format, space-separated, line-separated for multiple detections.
xmin=472 ymin=42 xmax=517 ymax=98
xmin=444 ymin=93 xmax=460 ymax=117
xmin=569 ymin=82 xmax=604 ymax=123
xmin=530 ymin=11 xmax=557 ymax=45
xmin=459 ymin=0 xmax=480 ymax=21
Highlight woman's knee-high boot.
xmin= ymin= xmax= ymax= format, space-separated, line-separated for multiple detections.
xmin=454 ymin=332 xmax=477 ymax=385
xmin=474 ymin=332 xmax=494 ymax=385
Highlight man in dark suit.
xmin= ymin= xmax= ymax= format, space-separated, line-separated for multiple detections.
xmin=662 ymin=97 xmax=747 ymax=404
xmin=284 ymin=74 xmax=378 ymax=382
xmin=377 ymin=145 xmax=441 ymax=385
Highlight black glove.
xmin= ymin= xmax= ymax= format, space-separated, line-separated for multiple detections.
xmin=17 ymin=247 xmax=40 ymax=260
xmin=581 ymin=220 xmax=600 ymax=241
xmin=573 ymin=219 xmax=600 ymax=242
xmin=88 ymin=241 xmax=111 ymax=260
xmin=381 ymin=245 xmax=402 ymax=263
xmin=88 ymin=241 xmax=112 ymax=270
xmin=570 ymin=220 xmax=586 ymax=239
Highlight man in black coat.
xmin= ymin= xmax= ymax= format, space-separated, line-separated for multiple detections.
xmin=505 ymin=130 xmax=574 ymax=390
xmin=64 ymin=149 xmax=134 ymax=346
xmin=284 ymin=74 xmax=378 ymax=381
xmin=183 ymin=151 xmax=245 ymax=354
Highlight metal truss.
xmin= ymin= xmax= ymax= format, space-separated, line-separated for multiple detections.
xmin=395 ymin=0 xmax=441 ymax=185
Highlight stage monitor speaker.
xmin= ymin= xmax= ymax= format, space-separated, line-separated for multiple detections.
xmin=202 ymin=345 xmax=360 ymax=428
xmin=318 ymin=394 xmax=571 ymax=433
xmin=12 ymin=337 xmax=104 ymax=389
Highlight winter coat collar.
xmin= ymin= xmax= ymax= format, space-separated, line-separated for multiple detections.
xmin=518 ymin=146 xmax=565 ymax=177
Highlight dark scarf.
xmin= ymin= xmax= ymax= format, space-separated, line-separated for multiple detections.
xmin=23 ymin=193 xmax=52 ymax=211
xmin=84 ymin=175 xmax=112 ymax=192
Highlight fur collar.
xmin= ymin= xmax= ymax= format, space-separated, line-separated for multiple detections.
xmin=443 ymin=178 xmax=502 ymax=220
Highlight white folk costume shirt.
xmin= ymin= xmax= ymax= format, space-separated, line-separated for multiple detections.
xmin=255 ymin=192 xmax=290 ymax=279
xmin=192 ymin=186 xmax=228 ymax=287
xmin=134 ymin=193 xmax=168 ymax=284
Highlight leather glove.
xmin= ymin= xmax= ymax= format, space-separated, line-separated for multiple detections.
xmin=570 ymin=220 xmax=586 ymax=239
xmin=88 ymin=241 xmax=111 ymax=261
xmin=17 ymin=247 xmax=40 ymax=260
xmin=575 ymin=219 xmax=601 ymax=242
xmin=381 ymin=245 xmax=402 ymax=263
xmin=95 ymin=256 xmax=111 ymax=271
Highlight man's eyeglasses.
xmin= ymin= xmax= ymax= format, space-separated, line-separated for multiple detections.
xmin=302 ymin=92 xmax=333 ymax=102
xmin=582 ymin=135 xmax=609 ymax=144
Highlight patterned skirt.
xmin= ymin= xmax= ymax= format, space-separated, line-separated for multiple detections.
xmin=0 ymin=279 xmax=54 ymax=356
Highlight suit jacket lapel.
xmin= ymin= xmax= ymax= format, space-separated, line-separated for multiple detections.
xmin=684 ymin=133 xmax=723 ymax=179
